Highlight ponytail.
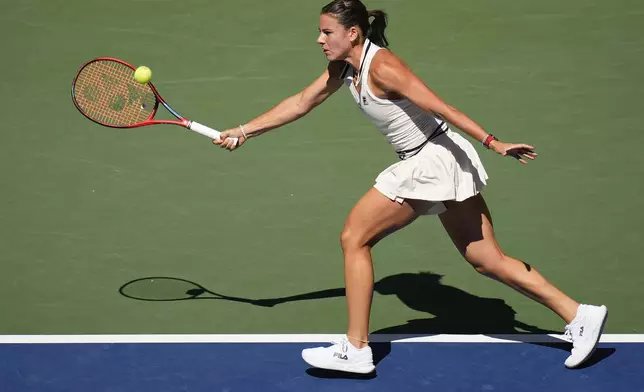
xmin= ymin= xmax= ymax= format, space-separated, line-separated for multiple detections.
xmin=367 ymin=10 xmax=389 ymax=48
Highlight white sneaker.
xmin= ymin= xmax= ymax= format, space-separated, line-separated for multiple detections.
xmin=564 ymin=304 xmax=608 ymax=368
xmin=301 ymin=335 xmax=375 ymax=374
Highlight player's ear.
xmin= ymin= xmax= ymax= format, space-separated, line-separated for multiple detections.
xmin=348 ymin=26 xmax=360 ymax=44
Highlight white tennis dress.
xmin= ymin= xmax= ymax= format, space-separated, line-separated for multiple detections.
xmin=343 ymin=39 xmax=489 ymax=215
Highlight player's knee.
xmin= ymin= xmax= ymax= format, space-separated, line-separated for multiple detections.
xmin=470 ymin=254 xmax=505 ymax=278
xmin=340 ymin=226 xmax=365 ymax=252
xmin=473 ymin=263 xmax=495 ymax=278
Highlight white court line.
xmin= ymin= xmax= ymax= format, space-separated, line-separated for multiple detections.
xmin=0 ymin=334 xmax=643 ymax=344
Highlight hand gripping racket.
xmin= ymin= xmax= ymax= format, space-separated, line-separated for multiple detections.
xmin=71 ymin=57 xmax=237 ymax=145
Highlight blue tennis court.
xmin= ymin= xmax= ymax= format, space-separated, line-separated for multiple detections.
xmin=1 ymin=335 xmax=642 ymax=391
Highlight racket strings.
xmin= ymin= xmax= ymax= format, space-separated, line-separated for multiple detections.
xmin=73 ymin=60 xmax=157 ymax=126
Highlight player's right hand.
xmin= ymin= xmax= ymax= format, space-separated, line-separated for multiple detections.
xmin=213 ymin=127 xmax=247 ymax=151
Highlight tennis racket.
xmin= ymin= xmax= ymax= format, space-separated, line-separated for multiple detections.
xmin=71 ymin=57 xmax=237 ymax=145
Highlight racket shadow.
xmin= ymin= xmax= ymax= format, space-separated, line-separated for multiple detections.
xmin=119 ymin=276 xmax=260 ymax=305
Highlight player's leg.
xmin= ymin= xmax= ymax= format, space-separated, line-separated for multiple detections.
xmin=302 ymin=188 xmax=420 ymax=373
xmin=438 ymin=193 xmax=607 ymax=368
xmin=439 ymin=194 xmax=578 ymax=320
xmin=341 ymin=188 xmax=420 ymax=347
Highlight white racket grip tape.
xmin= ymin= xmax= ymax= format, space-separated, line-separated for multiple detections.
xmin=188 ymin=121 xmax=238 ymax=146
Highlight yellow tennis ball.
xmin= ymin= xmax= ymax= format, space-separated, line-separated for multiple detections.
xmin=134 ymin=66 xmax=152 ymax=84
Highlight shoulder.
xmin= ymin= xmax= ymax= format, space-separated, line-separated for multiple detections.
xmin=370 ymin=50 xmax=410 ymax=80
xmin=370 ymin=50 xmax=414 ymax=90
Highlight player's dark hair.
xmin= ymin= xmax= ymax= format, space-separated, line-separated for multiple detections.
xmin=321 ymin=0 xmax=389 ymax=48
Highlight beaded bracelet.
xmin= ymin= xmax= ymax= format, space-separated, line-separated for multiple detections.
xmin=239 ymin=124 xmax=249 ymax=140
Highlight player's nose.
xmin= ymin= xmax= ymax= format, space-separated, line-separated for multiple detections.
xmin=316 ymin=33 xmax=325 ymax=45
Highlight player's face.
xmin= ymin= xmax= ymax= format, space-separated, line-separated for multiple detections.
xmin=317 ymin=14 xmax=357 ymax=61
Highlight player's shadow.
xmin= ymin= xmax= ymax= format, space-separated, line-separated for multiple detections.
xmin=119 ymin=272 xmax=614 ymax=376
xmin=251 ymin=271 xmax=558 ymax=379
xmin=254 ymin=272 xmax=613 ymax=377
xmin=120 ymin=272 xmax=553 ymax=335
xmin=250 ymin=271 xmax=557 ymax=335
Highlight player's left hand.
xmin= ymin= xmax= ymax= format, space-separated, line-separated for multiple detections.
xmin=490 ymin=141 xmax=538 ymax=164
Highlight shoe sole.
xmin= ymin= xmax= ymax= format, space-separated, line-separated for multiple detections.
xmin=301 ymin=352 xmax=375 ymax=374
xmin=566 ymin=306 xmax=608 ymax=369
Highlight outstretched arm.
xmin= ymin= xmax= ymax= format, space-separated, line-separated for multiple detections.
xmin=370 ymin=51 xmax=537 ymax=164
xmin=215 ymin=61 xmax=345 ymax=150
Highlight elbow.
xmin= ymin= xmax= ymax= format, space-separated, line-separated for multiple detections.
xmin=293 ymin=94 xmax=313 ymax=118
xmin=294 ymin=103 xmax=309 ymax=118
xmin=433 ymin=104 xmax=459 ymax=122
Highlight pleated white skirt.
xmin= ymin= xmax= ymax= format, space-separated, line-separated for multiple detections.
xmin=374 ymin=130 xmax=489 ymax=215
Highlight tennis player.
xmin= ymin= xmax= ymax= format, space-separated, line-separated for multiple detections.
xmin=215 ymin=0 xmax=607 ymax=373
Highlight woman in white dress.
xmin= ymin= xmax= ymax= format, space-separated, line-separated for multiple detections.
xmin=215 ymin=0 xmax=607 ymax=374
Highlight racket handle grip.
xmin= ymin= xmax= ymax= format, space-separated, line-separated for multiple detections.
xmin=188 ymin=121 xmax=239 ymax=146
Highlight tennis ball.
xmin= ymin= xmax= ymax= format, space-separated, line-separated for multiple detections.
xmin=134 ymin=66 xmax=152 ymax=84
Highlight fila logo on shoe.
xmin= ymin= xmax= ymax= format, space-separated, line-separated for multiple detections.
xmin=333 ymin=352 xmax=348 ymax=360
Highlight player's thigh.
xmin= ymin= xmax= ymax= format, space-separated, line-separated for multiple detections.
xmin=438 ymin=194 xmax=504 ymax=264
xmin=342 ymin=188 xmax=419 ymax=248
